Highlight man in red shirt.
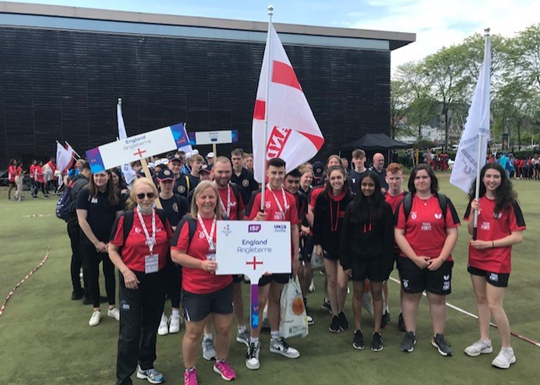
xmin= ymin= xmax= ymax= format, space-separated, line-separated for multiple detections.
xmin=245 ymin=158 xmax=300 ymax=370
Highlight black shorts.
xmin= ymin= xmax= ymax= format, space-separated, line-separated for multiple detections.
xmin=351 ymin=257 xmax=387 ymax=282
xmin=232 ymin=274 xmax=244 ymax=284
xmin=258 ymin=273 xmax=290 ymax=287
xmin=323 ymin=250 xmax=340 ymax=261
xmin=398 ymin=257 xmax=454 ymax=295
xmin=468 ymin=265 xmax=509 ymax=288
xmin=300 ymin=235 xmax=314 ymax=262
xmin=181 ymin=284 xmax=233 ymax=322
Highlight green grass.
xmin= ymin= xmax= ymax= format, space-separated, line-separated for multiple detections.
xmin=1 ymin=175 xmax=539 ymax=385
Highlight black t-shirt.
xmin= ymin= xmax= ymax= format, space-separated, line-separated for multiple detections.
xmin=187 ymin=174 xmax=201 ymax=192
xmin=348 ymin=169 xmax=369 ymax=195
xmin=159 ymin=194 xmax=189 ymax=229
xmin=76 ymin=187 xmax=124 ymax=244
xmin=369 ymin=167 xmax=389 ymax=190
xmin=231 ymin=167 xmax=259 ymax=205
xmin=174 ymin=174 xmax=190 ymax=197
xmin=67 ymin=175 xmax=89 ymax=224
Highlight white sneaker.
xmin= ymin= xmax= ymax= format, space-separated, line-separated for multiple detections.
xmin=246 ymin=341 xmax=261 ymax=370
xmin=308 ymin=279 xmax=315 ymax=293
xmin=270 ymin=337 xmax=300 ymax=358
xmin=202 ymin=337 xmax=217 ymax=361
xmin=158 ymin=314 xmax=168 ymax=336
xmin=464 ymin=339 xmax=493 ymax=357
xmin=89 ymin=310 xmax=102 ymax=326
xmin=169 ymin=314 xmax=181 ymax=334
xmin=107 ymin=308 xmax=120 ymax=321
xmin=492 ymin=347 xmax=516 ymax=369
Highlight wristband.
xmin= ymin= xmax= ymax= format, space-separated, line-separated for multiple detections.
xmin=491 ymin=241 xmax=495 ymax=248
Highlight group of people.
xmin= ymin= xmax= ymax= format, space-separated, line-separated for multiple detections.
xmin=6 ymin=157 xmax=60 ymax=200
xmin=59 ymin=146 xmax=525 ymax=385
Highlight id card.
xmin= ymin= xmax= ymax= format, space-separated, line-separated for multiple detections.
xmin=145 ymin=254 xmax=159 ymax=274
xmin=206 ymin=253 xmax=216 ymax=261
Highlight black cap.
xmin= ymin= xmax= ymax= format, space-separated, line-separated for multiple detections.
xmin=313 ymin=161 xmax=324 ymax=178
xmin=168 ymin=154 xmax=182 ymax=163
xmin=157 ymin=168 xmax=175 ymax=181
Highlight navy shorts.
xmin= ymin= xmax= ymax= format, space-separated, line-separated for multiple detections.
xmin=398 ymin=257 xmax=454 ymax=295
xmin=182 ymin=284 xmax=233 ymax=322
xmin=323 ymin=250 xmax=340 ymax=262
xmin=258 ymin=273 xmax=290 ymax=287
xmin=300 ymin=235 xmax=314 ymax=262
xmin=351 ymin=257 xmax=387 ymax=282
xmin=468 ymin=265 xmax=509 ymax=288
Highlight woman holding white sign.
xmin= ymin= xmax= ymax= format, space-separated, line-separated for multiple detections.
xmin=171 ymin=181 xmax=236 ymax=384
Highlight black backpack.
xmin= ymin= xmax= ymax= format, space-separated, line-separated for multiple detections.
xmin=401 ymin=192 xmax=448 ymax=222
xmin=55 ymin=182 xmax=74 ymax=222
xmin=121 ymin=209 xmax=169 ymax=242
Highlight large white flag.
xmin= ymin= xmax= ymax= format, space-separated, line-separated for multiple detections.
xmin=252 ymin=24 xmax=324 ymax=182
xmin=56 ymin=142 xmax=74 ymax=174
xmin=450 ymin=34 xmax=491 ymax=193
xmin=117 ymin=102 xmax=137 ymax=185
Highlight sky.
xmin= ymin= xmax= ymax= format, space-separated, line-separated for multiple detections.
xmin=4 ymin=0 xmax=540 ymax=74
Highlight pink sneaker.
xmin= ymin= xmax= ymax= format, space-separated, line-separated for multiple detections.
xmin=184 ymin=368 xmax=198 ymax=385
xmin=213 ymin=360 xmax=236 ymax=381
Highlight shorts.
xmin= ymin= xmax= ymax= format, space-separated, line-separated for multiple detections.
xmin=398 ymin=257 xmax=454 ymax=295
xmin=232 ymin=274 xmax=244 ymax=284
xmin=323 ymin=250 xmax=340 ymax=261
xmin=468 ymin=265 xmax=509 ymax=288
xmin=351 ymin=257 xmax=387 ymax=282
xmin=181 ymin=284 xmax=233 ymax=322
xmin=258 ymin=273 xmax=291 ymax=287
xmin=300 ymin=235 xmax=314 ymax=262
xmin=9 ymin=181 xmax=16 ymax=187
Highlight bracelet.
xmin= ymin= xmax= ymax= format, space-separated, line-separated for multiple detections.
xmin=492 ymin=241 xmax=495 ymax=248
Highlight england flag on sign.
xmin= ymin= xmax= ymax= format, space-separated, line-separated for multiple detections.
xmin=252 ymin=24 xmax=324 ymax=182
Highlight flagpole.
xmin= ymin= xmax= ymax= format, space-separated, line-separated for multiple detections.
xmin=64 ymin=141 xmax=81 ymax=159
xmin=260 ymin=4 xmax=274 ymax=211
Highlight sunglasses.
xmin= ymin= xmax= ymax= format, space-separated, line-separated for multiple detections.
xmin=136 ymin=192 xmax=155 ymax=200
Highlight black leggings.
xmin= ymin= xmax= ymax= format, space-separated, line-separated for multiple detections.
xmin=82 ymin=243 xmax=116 ymax=308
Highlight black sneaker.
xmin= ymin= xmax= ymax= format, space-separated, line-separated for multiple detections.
xmin=329 ymin=316 xmax=340 ymax=333
xmin=400 ymin=331 xmax=416 ymax=352
xmin=82 ymin=296 xmax=93 ymax=305
xmin=338 ymin=312 xmax=350 ymax=331
xmin=372 ymin=332 xmax=383 ymax=352
xmin=432 ymin=333 xmax=453 ymax=356
xmin=397 ymin=312 xmax=406 ymax=332
xmin=381 ymin=311 xmax=390 ymax=329
xmin=71 ymin=290 xmax=84 ymax=300
xmin=353 ymin=330 xmax=364 ymax=350
xmin=321 ymin=300 xmax=332 ymax=314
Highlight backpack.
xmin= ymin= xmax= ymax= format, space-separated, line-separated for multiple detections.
xmin=402 ymin=192 xmax=448 ymax=222
xmin=122 ymin=209 xmax=169 ymax=243
xmin=55 ymin=182 xmax=74 ymax=222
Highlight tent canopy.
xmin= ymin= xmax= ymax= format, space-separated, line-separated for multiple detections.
xmin=341 ymin=133 xmax=412 ymax=150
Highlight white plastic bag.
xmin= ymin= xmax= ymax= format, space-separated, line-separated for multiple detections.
xmin=310 ymin=250 xmax=325 ymax=271
xmin=279 ymin=276 xmax=309 ymax=338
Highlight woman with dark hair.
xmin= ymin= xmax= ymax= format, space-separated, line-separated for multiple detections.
xmin=7 ymin=159 xmax=17 ymax=200
xmin=111 ymin=167 xmax=130 ymax=204
xmin=340 ymin=172 xmax=394 ymax=351
xmin=463 ymin=163 xmax=525 ymax=369
xmin=77 ymin=170 xmax=124 ymax=326
xmin=313 ymin=166 xmax=353 ymax=333
xmin=394 ymin=164 xmax=460 ymax=356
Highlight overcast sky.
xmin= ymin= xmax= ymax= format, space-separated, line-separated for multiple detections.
xmin=4 ymin=0 xmax=540 ymax=73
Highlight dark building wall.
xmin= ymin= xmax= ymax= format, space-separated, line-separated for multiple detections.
xmin=0 ymin=26 xmax=390 ymax=167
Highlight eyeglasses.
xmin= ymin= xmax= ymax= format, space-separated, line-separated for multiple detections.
xmin=136 ymin=192 xmax=155 ymax=200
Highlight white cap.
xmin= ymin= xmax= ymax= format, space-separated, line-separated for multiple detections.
xmin=192 ymin=149 xmax=199 ymax=155
xmin=148 ymin=162 xmax=155 ymax=168
xmin=207 ymin=152 xmax=215 ymax=158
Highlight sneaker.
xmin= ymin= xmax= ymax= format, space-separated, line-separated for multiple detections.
xmin=353 ymin=330 xmax=364 ymax=350
xmin=372 ymin=332 xmax=383 ymax=352
xmin=169 ymin=314 xmax=181 ymax=334
xmin=137 ymin=366 xmax=165 ymax=384
xmin=397 ymin=312 xmax=406 ymax=332
xmin=202 ymin=337 xmax=217 ymax=361
xmin=432 ymin=333 xmax=453 ymax=356
xmin=82 ymin=296 xmax=92 ymax=305
xmin=308 ymin=279 xmax=315 ymax=293
xmin=321 ymin=300 xmax=332 ymax=314
xmin=184 ymin=368 xmax=198 ymax=385
xmin=329 ymin=315 xmax=340 ymax=333
xmin=236 ymin=329 xmax=250 ymax=347
xmin=71 ymin=290 xmax=84 ymax=300
xmin=338 ymin=311 xmax=350 ymax=331
xmin=89 ymin=310 xmax=102 ymax=326
xmin=400 ymin=331 xmax=416 ymax=353
xmin=381 ymin=311 xmax=390 ymax=329
xmin=491 ymin=347 xmax=516 ymax=369
xmin=270 ymin=337 xmax=300 ymax=358
xmin=464 ymin=339 xmax=493 ymax=357
xmin=213 ymin=360 xmax=236 ymax=381
xmin=307 ymin=315 xmax=314 ymax=326
xmin=158 ymin=314 xmax=169 ymax=336
xmin=107 ymin=308 xmax=120 ymax=321
xmin=245 ymin=341 xmax=261 ymax=370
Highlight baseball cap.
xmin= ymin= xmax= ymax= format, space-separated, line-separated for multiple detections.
xmin=157 ymin=168 xmax=175 ymax=181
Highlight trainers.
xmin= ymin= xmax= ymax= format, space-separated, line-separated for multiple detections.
xmin=71 ymin=290 xmax=84 ymax=300
xmin=432 ymin=333 xmax=453 ymax=356
xmin=372 ymin=332 xmax=383 ymax=352
xmin=491 ymin=347 xmax=516 ymax=369
xmin=400 ymin=331 xmax=416 ymax=352
xmin=329 ymin=315 xmax=340 ymax=333
xmin=107 ymin=307 xmax=120 ymax=321
xmin=307 ymin=315 xmax=314 ymax=326
xmin=464 ymin=339 xmax=493 ymax=357
xmin=338 ymin=311 xmax=350 ymax=331
xmin=184 ymin=368 xmax=198 ymax=385
xmin=158 ymin=314 xmax=168 ymax=335
xmin=381 ymin=311 xmax=390 ymax=329
xmin=213 ymin=360 xmax=236 ymax=381
xmin=321 ymin=300 xmax=332 ymax=314
xmin=397 ymin=312 xmax=406 ymax=332
xmin=89 ymin=310 xmax=102 ymax=326
xmin=202 ymin=337 xmax=217 ymax=361
xmin=137 ymin=366 xmax=165 ymax=384
xmin=270 ymin=337 xmax=300 ymax=358
xmin=245 ymin=341 xmax=261 ymax=370
xmin=353 ymin=330 xmax=364 ymax=350
xmin=236 ymin=329 xmax=250 ymax=347
xmin=308 ymin=279 xmax=315 ymax=293
xmin=169 ymin=314 xmax=181 ymax=334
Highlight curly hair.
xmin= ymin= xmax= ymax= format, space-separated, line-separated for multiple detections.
xmin=468 ymin=162 xmax=517 ymax=213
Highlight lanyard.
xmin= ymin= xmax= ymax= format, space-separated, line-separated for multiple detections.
xmin=136 ymin=208 xmax=156 ymax=254
xmin=197 ymin=213 xmax=217 ymax=250
xmin=219 ymin=184 xmax=232 ymax=217
xmin=267 ymin=184 xmax=289 ymax=218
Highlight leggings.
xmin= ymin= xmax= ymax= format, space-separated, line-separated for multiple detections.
xmin=81 ymin=243 xmax=116 ymax=308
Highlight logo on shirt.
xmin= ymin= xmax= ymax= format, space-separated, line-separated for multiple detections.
xmin=91 ymin=197 xmax=98 ymax=204
xmin=434 ymin=213 xmax=443 ymax=219
xmin=199 ymin=231 xmax=205 ymax=239
xmin=421 ymin=222 xmax=432 ymax=231
xmin=134 ymin=227 xmax=142 ymax=234
xmin=411 ymin=212 xmax=418 ymax=220
xmin=177 ymin=185 xmax=186 ymax=194
xmin=273 ymin=212 xmax=284 ymax=220
xmin=172 ymin=203 xmax=178 ymax=212
xmin=493 ymin=212 xmax=503 ymax=219
xmin=242 ymin=179 xmax=250 ymax=187
xmin=248 ymin=224 xmax=261 ymax=233
xmin=481 ymin=221 xmax=490 ymax=231
xmin=265 ymin=202 xmax=272 ymax=209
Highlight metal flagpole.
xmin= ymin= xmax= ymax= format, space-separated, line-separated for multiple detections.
xmin=64 ymin=141 xmax=81 ymax=159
